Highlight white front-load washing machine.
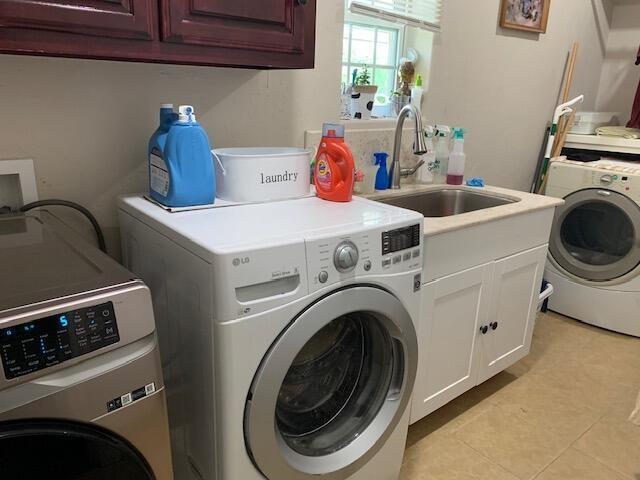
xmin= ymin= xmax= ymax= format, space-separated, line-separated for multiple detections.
xmin=0 ymin=212 xmax=173 ymax=479
xmin=118 ymin=195 xmax=423 ymax=480
xmin=545 ymin=159 xmax=640 ymax=336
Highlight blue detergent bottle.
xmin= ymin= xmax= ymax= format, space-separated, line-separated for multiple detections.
xmin=148 ymin=103 xmax=178 ymax=198
xmin=374 ymin=152 xmax=389 ymax=190
xmin=149 ymin=105 xmax=215 ymax=207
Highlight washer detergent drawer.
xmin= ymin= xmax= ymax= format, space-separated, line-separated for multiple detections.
xmin=212 ymin=242 xmax=309 ymax=321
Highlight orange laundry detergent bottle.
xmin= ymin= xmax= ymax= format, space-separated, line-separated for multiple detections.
xmin=314 ymin=123 xmax=356 ymax=202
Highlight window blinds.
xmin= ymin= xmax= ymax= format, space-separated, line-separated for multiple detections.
xmin=348 ymin=0 xmax=443 ymax=33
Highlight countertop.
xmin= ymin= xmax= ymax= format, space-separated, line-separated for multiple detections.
xmin=359 ymin=183 xmax=564 ymax=236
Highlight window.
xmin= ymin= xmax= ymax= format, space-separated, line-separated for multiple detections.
xmin=342 ymin=21 xmax=402 ymax=107
xmin=341 ymin=0 xmax=441 ymax=117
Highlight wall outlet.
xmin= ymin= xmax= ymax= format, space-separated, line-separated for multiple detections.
xmin=0 ymin=159 xmax=38 ymax=212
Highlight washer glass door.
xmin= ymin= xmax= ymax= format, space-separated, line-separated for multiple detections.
xmin=550 ymin=188 xmax=640 ymax=281
xmin=0 ymin=419 xmax=155 ymax=479
xmin=276 ymin=312 xmax=392 ymax=457
xmin=245 ymin=286 xmax=417 ymax=480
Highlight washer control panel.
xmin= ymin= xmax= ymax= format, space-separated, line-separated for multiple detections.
xmin=334 ymin=241 xmax=359 ymax=272
xmin=382 ymin=224 xmax=421 ymax=255
xmin=591 ymin=171 xmax=631 ymax=189
xmin=0 ymin=302 xmax=119 ymax=380
xmin=306 ymin=221 xmax=422 ymax=291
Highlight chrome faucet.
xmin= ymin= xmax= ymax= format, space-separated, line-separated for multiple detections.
xmin=389 ymin=104 xmax=428 ymax=189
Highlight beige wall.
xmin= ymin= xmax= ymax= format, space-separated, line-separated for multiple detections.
xmin=595 ymin=0 xmax=640 ymax=126
xmin=423 ymin=0 xmax=611 ymax=191
xmin=0 ymin=0 xmax=615 ymax=259
xmin=0 ymin=0 xmax=343 ymax=256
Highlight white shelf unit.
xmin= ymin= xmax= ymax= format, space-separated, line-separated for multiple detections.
xmin=564 ymin=134 xmax=640 ymax=155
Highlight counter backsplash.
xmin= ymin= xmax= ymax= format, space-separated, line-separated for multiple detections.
xmin=304 ymin=127 xmax=423 ymax=183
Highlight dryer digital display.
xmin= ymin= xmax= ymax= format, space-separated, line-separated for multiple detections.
xmin=382 ymin=224 xmax=421 ymax=255
xmin=0 ymin=302 xmax=119 ymax=380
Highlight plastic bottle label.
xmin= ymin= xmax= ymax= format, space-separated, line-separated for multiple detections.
xmin=150 ymin=153 xmax=170 ymax=196
xmin=315 ymin=155 xmax=332 ymax=190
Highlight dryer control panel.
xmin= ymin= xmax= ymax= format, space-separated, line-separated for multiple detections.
xmin=0 ymin=302 xmax=119 ymax=380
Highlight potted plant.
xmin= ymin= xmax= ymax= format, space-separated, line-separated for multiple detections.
xmin=350 ymin=66 xmax=378 ymax=120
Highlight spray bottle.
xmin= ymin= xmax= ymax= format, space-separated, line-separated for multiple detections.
xmin=416 ymin=126 xmax=436 ymax=184
xmin=434 ymin=125 xmax=451 ymax=183
xmin=447 ymin=128 xmax=466 ymax=185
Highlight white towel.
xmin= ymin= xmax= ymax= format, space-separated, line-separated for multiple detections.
xmin=595 ymin=126 xmax=640 ymax=139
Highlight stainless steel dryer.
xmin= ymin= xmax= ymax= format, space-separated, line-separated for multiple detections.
xmin=0 ymin=212 xmax=173 ymax=479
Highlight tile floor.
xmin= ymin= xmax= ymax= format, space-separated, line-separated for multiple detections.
xmin=401 ymin=311 xmax=640 ymax=480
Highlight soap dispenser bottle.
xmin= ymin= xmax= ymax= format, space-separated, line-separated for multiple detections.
xmin=411 ymin=74 xmax=424 ymax=110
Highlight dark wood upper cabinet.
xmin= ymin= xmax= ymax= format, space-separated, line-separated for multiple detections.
xmin=0 ymin=0 xmax=316 ymax=68
xmin=161 ymin=0 xmax=306 ymax=55
xmin=0 ymin=0 xmax=155 ymax=40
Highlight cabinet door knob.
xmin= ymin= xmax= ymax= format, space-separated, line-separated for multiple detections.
xmin=480 ymin=325 xmax=488 ymax=335
xmin=490 ymin=321 xmax=498 ymax=330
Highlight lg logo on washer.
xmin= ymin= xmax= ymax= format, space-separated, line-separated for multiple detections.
xmin=232 ymin=257 xmax=250 ymax=266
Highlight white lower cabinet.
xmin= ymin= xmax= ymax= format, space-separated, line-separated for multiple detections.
xmin=477 ymin=245 xmax=547 ymax=383
xmin=410 ymin=244 xmax=548 ymax=424
xmin=411 ymin=262 xmax=493 ymax=422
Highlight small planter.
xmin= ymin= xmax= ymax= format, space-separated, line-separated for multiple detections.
xmin=350 ymin=85 xmax=378 ymax=120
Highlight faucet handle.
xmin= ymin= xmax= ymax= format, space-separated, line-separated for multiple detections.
xmin=400 ymin=159 xmax=426 ymax=178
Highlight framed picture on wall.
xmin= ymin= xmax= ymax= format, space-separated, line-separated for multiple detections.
xmin=500 ymin=0 xmax=551 ymax=33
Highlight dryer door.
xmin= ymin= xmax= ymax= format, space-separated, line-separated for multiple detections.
xmin=244 ymin=286 xmax=417 ymax=480
xmin=0 ymin=418 xmax=155 ymax=479
xmin=550 ymin=188 xmax=640 ymax=281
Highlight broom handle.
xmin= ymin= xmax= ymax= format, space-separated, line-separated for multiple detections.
xmin=556 ymin=42 xmax=580 ymax=142
xmin=552 ymin=109 xmax=577 ymax=159
xmin=563 ymin=42 xmax=579 ymax=103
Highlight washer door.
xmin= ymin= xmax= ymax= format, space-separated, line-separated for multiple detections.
xmin=244 ymin=286 xmax=417 ymax=480
xmin=550 ymin=188 xmax=640 ymax=282
xmin=0 ymin=419 xmax=155 ymax=479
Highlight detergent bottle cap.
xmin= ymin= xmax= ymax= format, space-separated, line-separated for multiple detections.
xmin=416 ymin=74 xmax=423 ymax=87
xmin=161 ymin=103 xmax=174 ymax=109
xmin=178 ymin=105 xmax=195 ymax=123
xmin=322 ymin=123 xmax=345 ymax=138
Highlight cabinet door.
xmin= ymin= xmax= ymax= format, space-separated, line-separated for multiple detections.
xmin=411 ymin=263 xmax=493 ymax=424
xmin=0 ymin=0 xmax=154 ymax=40
xmin=160 ymin=0 xmax=315 ymax=61
xmin=477 ymin=245 xmax=547 ymax=384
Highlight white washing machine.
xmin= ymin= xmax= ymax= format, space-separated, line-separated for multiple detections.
xmin=545 ymin=160 xmax=640 ymax=336
xmin=117 ymin=195 xmax=423 ymax=480
xmin=0 ymin=212 xmax=173 ymax=479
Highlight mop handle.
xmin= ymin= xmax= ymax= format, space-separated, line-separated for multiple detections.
xmin=544 ymin=95 xmax=584 ymax=159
